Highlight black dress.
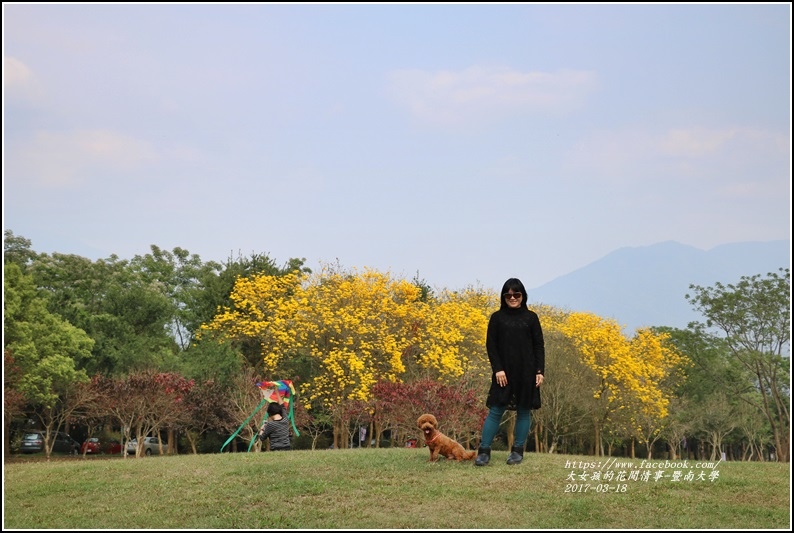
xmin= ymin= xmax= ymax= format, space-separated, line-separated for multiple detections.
xmin=485 ymin=306 xmax=545 ymax=410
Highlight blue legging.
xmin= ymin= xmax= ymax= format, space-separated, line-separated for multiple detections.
xmin=480 ymin=405 xmax=532 ymax=448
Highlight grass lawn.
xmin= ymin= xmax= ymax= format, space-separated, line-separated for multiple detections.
xmin=3 ymin=447 xmax=791 ymax=529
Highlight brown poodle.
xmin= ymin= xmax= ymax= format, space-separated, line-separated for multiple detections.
xmin=416 ymin=413 xmax=476 ymax=462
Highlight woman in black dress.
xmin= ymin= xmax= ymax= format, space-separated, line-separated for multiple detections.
xmin=476 ymin=277 xmax=545 ymax=466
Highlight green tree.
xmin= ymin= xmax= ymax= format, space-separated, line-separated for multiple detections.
xmin=4 ymin=350 xmax=28 ymax=456
xmin=733 ymin=398 xmax=773 ymax=461
xmin=4 ymin=262 xmax=94 ymax=458
xmin=29 ymin=252 xmax=177 ymax=375
xmin=3 ymin=230 xmax=39 ymax=269
xmin=129 ymin=245 xmax=219 ymax=351
xmin=694 ymin=391 xmax=738 ymax=461
xmin=178 ymin=332 xmax=245 ymax=385
xmin=657 ymin=326 xmax=750 ymax=459
xmin=659 ymin=396 xmax=693 ymax=460
xmin=123 ymin=246 xmax=309 ymax=378
xmin=686 ymin=268 xmax=790 ymax=462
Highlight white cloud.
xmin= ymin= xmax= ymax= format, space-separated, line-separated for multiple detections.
xmin=386 ymin=65 xmax=597 ymax=128
xmin=9 ymin=129 xmax=159 ymax=187
xmin=658 ymin=128 xmax=740 ymax=157
xmin=566 ymin=126 xmax=789 ymax=187
xmin=3 ymin=56 xmax=45 ymax=104
xmin=4 ymin=56 xmax=32 ymax=85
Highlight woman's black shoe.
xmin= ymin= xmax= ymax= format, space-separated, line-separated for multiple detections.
xmin=475 ymin=447 xmax=491 ymax=466
xmin=506 ymin=445 xmax=524 ymax=465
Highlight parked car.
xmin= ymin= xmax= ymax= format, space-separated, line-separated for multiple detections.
xmin=126 ymin=436 xmax=166 ymax=456
xmin=81 ymin=437 xmax=122 ymax=455
xmin=104 ymin=438 xmax=123 ymax=454
xmin=20 ymin=431 xmax=80 ymax=455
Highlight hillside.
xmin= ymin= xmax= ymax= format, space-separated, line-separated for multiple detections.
xmin=524 ymin=240 xmax=790 ymax=332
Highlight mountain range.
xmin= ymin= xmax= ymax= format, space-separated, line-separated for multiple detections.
xmin=524 ymin=240 xmax=791 ymax=333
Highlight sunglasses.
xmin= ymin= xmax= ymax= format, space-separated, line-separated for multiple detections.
xmin=504 ymin=292 xmax=522 ymax=300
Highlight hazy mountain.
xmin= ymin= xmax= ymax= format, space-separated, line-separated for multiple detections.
xmin=524 ymin=240 xmax=790 ymax=333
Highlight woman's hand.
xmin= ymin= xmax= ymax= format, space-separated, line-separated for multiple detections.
xmin=496 ymin=371 xmax=507 ymax=387
xmin=535 ymin=374 xmax=544 ymax=387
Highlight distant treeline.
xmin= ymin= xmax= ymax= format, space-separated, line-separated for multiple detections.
xmin=3 ymin=230 xmax=789 ymax=461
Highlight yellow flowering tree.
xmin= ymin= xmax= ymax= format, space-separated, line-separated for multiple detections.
xmin=413 ymin=287 xmax=492 ymax=384
xmin=297 ymin=267 xmax=421 ymax=401
xmin=202 ymin=266 xmax=501 ymax=448
xmin=557 ymin=312 xmax=689 ymax=456
xmin=294 ymin=266 xmax=425 ymax=447
xmin=198 ymin=270 xmax=303 ymax=366
xmin=625 ymin=328 xmax=688 ymax=458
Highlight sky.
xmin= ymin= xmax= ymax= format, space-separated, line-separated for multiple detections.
xmin=3 ymin=3 xmax=791 ymax=293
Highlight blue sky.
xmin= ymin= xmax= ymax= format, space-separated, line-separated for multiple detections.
xmin=3 ymin=3 xmax=791 ymax=292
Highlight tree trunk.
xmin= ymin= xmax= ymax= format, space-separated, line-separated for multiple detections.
xmin=185 ymin=432 xmax=197 ymax=454
xmin=593 ymin=419 xmax=601 ymax=457
xmin=334 ymin=418 xmax=348 ymax=449
xmin=533 ymin=422 xmax=541 ymax=453
xmin=667 ymin=441 xmax=678 ymax=460
xmin=167 ymin=428 xmax=177 ymax=455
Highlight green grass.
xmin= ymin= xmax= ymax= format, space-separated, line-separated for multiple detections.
xmin=3 ymin=448 xmax=791 ymax=529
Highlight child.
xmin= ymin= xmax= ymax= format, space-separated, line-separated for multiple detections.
xmin=257 ymin=402 xmax=291 ymax=451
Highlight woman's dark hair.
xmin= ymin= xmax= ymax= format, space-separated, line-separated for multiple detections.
xmin=266 ymin=402 xmax=283 ymax=417
xmin=500 ymin=277 xmax=528 ymax=310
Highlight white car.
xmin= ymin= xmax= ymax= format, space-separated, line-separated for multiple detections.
xmin=126 ymin=437 xmax=166 ymax=456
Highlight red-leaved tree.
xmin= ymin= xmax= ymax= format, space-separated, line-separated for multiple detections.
xmin=93 ymin=370 xmax=193 ymax=458
xmin=372 ymin=378 xmax=487 ymax=448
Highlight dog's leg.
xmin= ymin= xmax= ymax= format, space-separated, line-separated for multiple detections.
xmin=429 ymin=448 xmax=439 ymax=462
